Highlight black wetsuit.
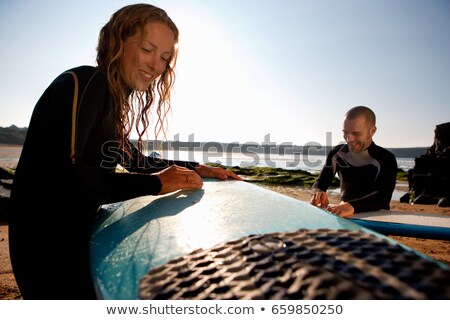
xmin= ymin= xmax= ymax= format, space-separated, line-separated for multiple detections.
xmin=9 ymin=66 xmax=198 ymax=299
xmin=312 ymin=143 xmax=398 ymax=213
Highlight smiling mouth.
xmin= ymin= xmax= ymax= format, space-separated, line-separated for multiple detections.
xmin=140 ymin=70 xmax=154 ymax=81
xmin=348 ymin=143 xmax=360 ymax=149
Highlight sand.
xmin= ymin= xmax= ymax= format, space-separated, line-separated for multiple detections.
xmin=0 ymin=219 xmax=21 ymax=300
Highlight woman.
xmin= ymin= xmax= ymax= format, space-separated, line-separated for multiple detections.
xmin=9 ymin=4 xmax=240 ymax=299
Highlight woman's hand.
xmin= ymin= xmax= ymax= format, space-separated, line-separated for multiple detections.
xmin=154 ymin=165 xmax=203 ymax=195
xmin=194 ymin=164 xmax=243 ymax=181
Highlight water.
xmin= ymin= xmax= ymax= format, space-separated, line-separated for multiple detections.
xmin=156 ymin=150 xmax=415 ymax=173
xmin=0 ymin=145 xmax=415 ymax=173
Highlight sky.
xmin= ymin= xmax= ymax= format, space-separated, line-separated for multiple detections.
xmin=0 ymin=0 xmax=449 ymax=148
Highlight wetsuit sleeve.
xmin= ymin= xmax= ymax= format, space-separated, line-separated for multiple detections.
xmin=81 ymin=143 xmax=199 ymax=205
xmin=74 ymin=161 xmax=162 ymax=205
xmin=347 ymin=150 xmax=398 ymax=213
xmin=312 ymin=147 xmax=338 ymax=192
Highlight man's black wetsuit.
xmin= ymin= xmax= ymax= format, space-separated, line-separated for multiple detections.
xmin=9 ymin=66 xmax=198 ymax=299
xmin=312 ymin=142 xmax=398 ymax=213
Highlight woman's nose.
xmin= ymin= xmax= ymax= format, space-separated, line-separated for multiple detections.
xmin=146 ymin=55 xmax=164 ymax=74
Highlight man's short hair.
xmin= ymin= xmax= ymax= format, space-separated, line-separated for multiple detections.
xmin=345 ymin=106 xmax=376 ymax=127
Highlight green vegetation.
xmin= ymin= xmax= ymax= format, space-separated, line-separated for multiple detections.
xmin=397 ymin=168 xmax=409 ymax=181
xmin=0 ymin=166 xmax=15 ymax=179
xmin=206 ymin=163 xmax=339 ymax=188
xmin=209 ymin=163 xmax=409 ymax=187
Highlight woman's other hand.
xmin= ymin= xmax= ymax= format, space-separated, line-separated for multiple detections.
xmin=194 ymin=164 xmax=243 ymax=181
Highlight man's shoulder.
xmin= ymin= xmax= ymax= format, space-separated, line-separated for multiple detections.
xmin=329 ymin=144 xmax=348 ymax=154
xmin=369 ymin=143 xmax=397 ymax=163
xmin=370 ymin=142 xmax=394 ymax=155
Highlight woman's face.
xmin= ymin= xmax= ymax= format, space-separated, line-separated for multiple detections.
xmin=121 ymin=22 xmax=175 ymax=91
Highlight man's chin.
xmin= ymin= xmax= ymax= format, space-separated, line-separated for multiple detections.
xmin=348 ymin=144 xmax=362 ymax=153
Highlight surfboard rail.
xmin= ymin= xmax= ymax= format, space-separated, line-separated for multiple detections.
xmin=349 ymin=210 xmax=450 ymax=240
xmin=349 ymin=218 xmax=450 ymax=240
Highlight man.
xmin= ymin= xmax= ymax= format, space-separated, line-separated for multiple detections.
xmin=310 ymin=106 xmax=398 ymax=217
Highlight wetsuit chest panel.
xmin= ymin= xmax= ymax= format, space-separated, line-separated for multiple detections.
xmin=338 ymin=164 xmax=379 ymax=201
xmin=334 ymin=149 xmax=381 ymax=202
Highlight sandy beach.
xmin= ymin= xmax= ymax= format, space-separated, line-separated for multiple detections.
xmin=1 ymin=144 xmax=449 ymax=300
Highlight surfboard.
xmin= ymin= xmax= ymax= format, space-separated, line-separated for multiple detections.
xmin=349 ymin=211 xmax=450 ymax=240
xmin=89 ymin=180 xmax=450 ymax=300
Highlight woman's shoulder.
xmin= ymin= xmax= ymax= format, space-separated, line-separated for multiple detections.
xmin=51 ymin=66 xmax=107 ymax=93
xmin=51 ymin=65 xmax=98 ymax=84
xmin=65 ymin=66 xmax=106 ymax=83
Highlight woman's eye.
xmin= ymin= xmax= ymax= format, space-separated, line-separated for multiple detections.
xmin=142 ymin=47 xmax=152 ymax=53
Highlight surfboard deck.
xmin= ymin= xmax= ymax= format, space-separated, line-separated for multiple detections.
xmin=349 ymin=211 xmax=450 ymax=240
xmin=89 ymin=180 xmax=450 ymax=300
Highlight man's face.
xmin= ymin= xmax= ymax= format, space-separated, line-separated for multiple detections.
xmin=342 ymin=116 xmax=376 ymax=153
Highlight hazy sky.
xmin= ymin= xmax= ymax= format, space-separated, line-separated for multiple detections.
xmin=0 ymin=0 xmax=449 ymax=148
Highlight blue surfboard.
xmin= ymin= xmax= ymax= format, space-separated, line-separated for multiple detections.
xmin=349 ymin=211 xmax=450 ymax=240
xmin=89 ymin=180 xmax=450 ymax=300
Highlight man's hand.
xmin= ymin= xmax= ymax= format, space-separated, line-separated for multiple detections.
xmin=326 ymin=202 xmax=355 ymax=218
xmin=310 ymin=191 xmax=329 ymax=208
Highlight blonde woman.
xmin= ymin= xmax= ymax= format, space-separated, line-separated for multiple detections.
xmin=10 ymin=4 xmax=240 ymax=299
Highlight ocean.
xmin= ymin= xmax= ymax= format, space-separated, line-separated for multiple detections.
xmin=156 ymin=150 xmax=415 ymax=173
xmin=0 ymin=145 xmax=415 ymax=173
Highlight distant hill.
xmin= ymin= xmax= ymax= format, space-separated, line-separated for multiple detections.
xmin=138 ymin=140 xmax=429 ymax=159
xmin=0 ymin=125 xmax=28 ymax=145
xmin=386 ymin=147 xmax=428 ymax=158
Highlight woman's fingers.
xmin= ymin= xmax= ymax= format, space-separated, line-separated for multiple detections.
xmin=155 ymin=165 xmax=203 ymax=194
xmin=194 ymin=164 xmax=243 ymax=181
